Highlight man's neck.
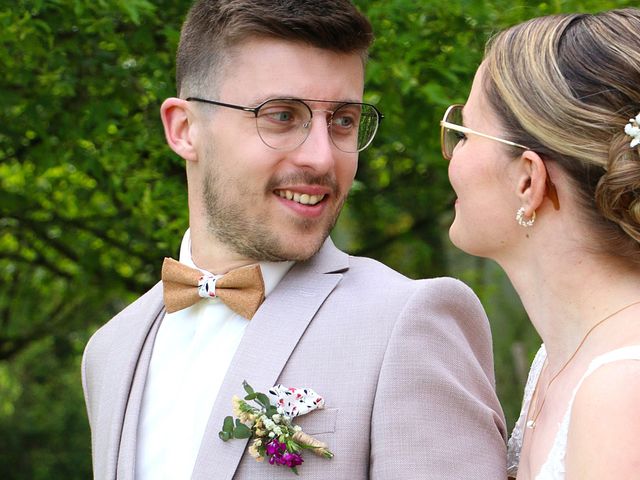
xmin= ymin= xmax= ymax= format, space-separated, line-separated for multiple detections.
xmin=189 ymin=228 xmax=261 ymax=275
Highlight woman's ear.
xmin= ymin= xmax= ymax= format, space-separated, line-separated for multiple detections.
xmin=516 ymin=150 xmax=549 ymax=218
xmin=160 ymin=97 xmax=198 ymax=162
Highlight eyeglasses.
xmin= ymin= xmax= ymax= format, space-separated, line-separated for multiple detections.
xmin=187 ymin=97 xmax=384 ymax=153
xmin=440 ymin=104 xmax=560 ymax=210
xmin=440 ymin=104 xmax=530 ymax=160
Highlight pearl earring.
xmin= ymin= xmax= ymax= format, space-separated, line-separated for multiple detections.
xmin=516 ymin=207 xmax=535 ymax=227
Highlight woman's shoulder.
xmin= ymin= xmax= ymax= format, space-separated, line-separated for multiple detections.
xmin=565 ymin=346 xmax=640 ymax=477
xmin=573 ymin=346 xmax=640 ymax=413
xmin=572 ymin=346 xmax=640 ymax=421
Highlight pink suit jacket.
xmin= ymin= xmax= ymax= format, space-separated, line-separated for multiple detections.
xmin=82 ymin=238 xmax=507 ymax=479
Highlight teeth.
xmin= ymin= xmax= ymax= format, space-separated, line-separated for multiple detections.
xmin=276 ymin=190 xmax=325 ymax=205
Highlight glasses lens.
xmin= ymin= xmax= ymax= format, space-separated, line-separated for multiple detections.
xmin=330 ymin=103 xmax=379 ymax=153
xmin=255 ymin=99 xmax=380 ymax=152
xmin=442 ymin=105 xmax=464 ymax=160
xmin=255 ymin=99 xmax=311 ymax=150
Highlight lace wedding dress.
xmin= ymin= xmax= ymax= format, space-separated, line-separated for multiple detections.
xmin=506 ymin=344 xmax=640 ymax=479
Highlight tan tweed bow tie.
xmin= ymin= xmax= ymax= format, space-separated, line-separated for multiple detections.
xmin=161 ymin=257 xmax=265 ymax=319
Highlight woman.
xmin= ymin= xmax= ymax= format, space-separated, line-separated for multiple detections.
xmin=440 ymin=8 xmax=640 ymax=479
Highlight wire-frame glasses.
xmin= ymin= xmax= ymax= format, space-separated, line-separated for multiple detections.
xmin=187 ymin=97 xmax=384 ymax=153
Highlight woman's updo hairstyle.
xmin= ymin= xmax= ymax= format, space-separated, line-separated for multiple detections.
xmin=483 ymin=8 xmax=640 ymax=263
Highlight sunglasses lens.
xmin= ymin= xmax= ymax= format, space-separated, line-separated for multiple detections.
xmin=444 ymin=106 xmax=464 ymax=159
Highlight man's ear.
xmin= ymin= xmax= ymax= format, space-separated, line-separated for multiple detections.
xmin=160 ymin=97 xmax=198 ymax=162
xmin=516 ymin=150 xmax=548 ymax=217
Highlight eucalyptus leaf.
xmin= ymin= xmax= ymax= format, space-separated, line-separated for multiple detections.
xmin=255 ymin=393 xmax=271 ymax=408
xmin=222 ymin=415 xmax=234 ymax=433
xmin=233 ymin=421 xmax=252 ymax=439
xmin=266 ymin=405 xmax=278 ymax=417
xmin=243 ymin=381 xmax=255 ymax=395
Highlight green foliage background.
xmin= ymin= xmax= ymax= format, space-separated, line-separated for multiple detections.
xmin=0 ymin=0 xmax=634 ymax=476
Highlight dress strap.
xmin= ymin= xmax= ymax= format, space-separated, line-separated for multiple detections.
xmin=578 ymin=345 xmax=640 ymax=384
xmin=535 ymin=345 xmax=640 ymax=479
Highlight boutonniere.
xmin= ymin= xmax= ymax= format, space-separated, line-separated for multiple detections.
xmin=219 ymin=381 xmax=333 ymax=475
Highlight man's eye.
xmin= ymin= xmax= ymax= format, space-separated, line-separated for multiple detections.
xmin=333 ymin=115 xmax=355 ymax=128
xmin=265 ymin=111 xmax=294 ymax=122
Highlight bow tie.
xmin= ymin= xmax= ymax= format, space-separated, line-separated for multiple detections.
xmin=161 ymin=257 xmax=265 ymax=319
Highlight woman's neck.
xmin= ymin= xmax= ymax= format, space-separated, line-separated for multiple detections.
xmin=500 ymin=246 xmax=640 ymax=372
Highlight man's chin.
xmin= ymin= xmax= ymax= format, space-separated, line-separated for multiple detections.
xmin=273 ymin=235 xmax=328 ymax=262
xmin=268 ymin=215 xmax=337 ymax=261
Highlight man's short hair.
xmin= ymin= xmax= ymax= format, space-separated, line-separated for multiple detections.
xmin=176 ymin=0 xmax=373 ymax=97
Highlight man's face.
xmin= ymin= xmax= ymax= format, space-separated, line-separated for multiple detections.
xmin=190 ymin=38 xmax=364 ymax=262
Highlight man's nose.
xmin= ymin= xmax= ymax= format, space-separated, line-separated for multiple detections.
xmin=288 ymin=113 xmax=337 ymax=172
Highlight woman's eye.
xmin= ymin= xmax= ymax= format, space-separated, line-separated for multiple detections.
xmin=454 ymin=131 xmax=467 ymax=141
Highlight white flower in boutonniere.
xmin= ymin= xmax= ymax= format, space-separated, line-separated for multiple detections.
xmin=625 ymin=113 xmax=640 ymax=148
xmin=219 ymin=381 xmax=333 ymax=475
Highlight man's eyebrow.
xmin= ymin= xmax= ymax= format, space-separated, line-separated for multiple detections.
xmin=249 ymin=95 xmax=362 ymax=106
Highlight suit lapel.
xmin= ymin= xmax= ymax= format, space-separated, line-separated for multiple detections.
xmin=116 ymin=306 xmax=164 ymax=478
xmin=191 ymin=239 xmax=348 ymax=480
xmin=94 ymin=283 xmax=165 ymax=480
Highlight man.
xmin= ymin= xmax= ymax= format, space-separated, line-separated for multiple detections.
xmin=82 ymin=1 xmax=507 ymax=479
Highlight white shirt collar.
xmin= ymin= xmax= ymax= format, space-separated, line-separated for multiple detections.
xmin=178 ymin=228 xmax=294 ymax=297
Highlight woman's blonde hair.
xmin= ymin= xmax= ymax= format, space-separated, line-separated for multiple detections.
xmin=483 ymin=8 xmax=640 ymax=262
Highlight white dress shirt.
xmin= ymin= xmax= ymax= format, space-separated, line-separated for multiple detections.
xmin=136 ymin=229 xmax=293 ymax=479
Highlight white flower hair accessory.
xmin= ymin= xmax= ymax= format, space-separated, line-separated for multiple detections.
xmin=624 ymin=113 xmax=640 ymax=148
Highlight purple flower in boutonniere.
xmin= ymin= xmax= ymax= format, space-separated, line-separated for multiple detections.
xmin=280 ymin=451 xmax=304 ymax=468
xmin=265 ymin=439 xmax=303 ymax=467
xmin=219 ymin=381 xmax=333 ymax=475
xmin=265 ymin=439 xmax=286 ymax=457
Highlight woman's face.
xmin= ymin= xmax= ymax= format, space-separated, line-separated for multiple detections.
xmin=447 ymin=66 xmax=522 ymax=259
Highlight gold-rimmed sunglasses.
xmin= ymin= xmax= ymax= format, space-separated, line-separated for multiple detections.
xmin=440 ymin=104 xmax=560 ymax=210
xmin=440 ymin=104 xmax=530 ymax=160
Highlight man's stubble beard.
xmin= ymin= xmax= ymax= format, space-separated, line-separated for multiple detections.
xmin=201 ymin=165 xmax=346 ymax=263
